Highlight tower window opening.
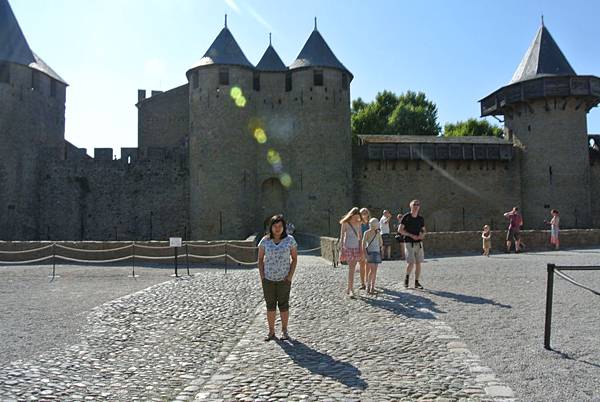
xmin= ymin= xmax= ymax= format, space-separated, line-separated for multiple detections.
xmin=313 ymin=69 xmax=323 ymax=86
xmin=219 ymin=67 xmax=229 ymax=86
xmin=31 ymin=70 xmax=40 ymax=91
xmin=285 ymin=72 xmax=292 ymax=92
xmin=0 ymin=63 xmax=9 ymax=84
xmin=50 ymin=79 xmax=57 ymax=98
xmin=192 ymin=71 xmax=199 ymax=89
xmin=253 ymin=72 xmax=260 ymax=91
xmin=342 ymin=73 xmax=348 ymax=90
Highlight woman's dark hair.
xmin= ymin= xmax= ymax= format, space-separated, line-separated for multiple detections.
xmin=268 ymin=214 xmax=288 ymax=239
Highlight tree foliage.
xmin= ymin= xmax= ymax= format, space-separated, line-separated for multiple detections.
xmin=351 ymin=90 xmax=441 ymax=136
xmin=444 ymin=118 xmax=504 ymax=137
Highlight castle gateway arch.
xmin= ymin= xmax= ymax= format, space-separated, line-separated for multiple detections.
xmin=259 ymin=178 xmax=287 ymax=229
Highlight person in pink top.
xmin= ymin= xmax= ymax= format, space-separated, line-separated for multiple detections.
xmin=504 ymin=206 xmax=523 ymax=253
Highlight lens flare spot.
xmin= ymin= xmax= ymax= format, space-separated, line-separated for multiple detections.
xmin=267 ymin=149 xmax=281 ymax=165
xmin=230 ymin=86 xmax=242 ymax=100
xmin=254 ymin=128 xmax=267 ymax=144
xmin=280 ymin=173 xmax=292 ymax=188
xmin=235 ymin=96 xmax=247 ymax=107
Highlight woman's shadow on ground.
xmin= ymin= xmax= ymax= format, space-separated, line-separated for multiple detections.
xmin=360 ymin=287 xmax=444 ymax=319
xmin=277 ymin=339 xmax=368 ymax=390
xmin=360 ymin=287 xmax=511 ymax=319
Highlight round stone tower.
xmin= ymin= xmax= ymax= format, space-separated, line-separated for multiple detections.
xmin=281 ymin=21 xmax=354 ymax=236
xmin=187 ymin=18 xmax=258 ymax=239
xmin=0 ymin=0 xmax=68 ymax=240
xmin=480 ymin=22 xmax=600 ymax=228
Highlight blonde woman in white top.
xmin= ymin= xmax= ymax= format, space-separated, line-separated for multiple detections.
xmin=339 ymin=207 xmax=363 ymax=297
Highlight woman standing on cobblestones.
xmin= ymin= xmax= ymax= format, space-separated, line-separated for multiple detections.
xmin=339 ymin=207 xmax=363 ymax=297
xmin=258 ymin=215 xmax=298 ymax=341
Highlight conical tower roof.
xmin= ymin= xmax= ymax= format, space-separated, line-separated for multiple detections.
xmin=0 ymin=0 xmax=34 ymax=65
xmin=189 ymin=23 xmax=254 ymax=70
xmin=510 ymin=23 xmax=575 ymax=83
xmin=289 ymin=23 xmax=352 ymax=78
xmin=0 ymin=0 xmax=67 ymax=84
xmin=256 ymin=36 xmax=286 ymax=72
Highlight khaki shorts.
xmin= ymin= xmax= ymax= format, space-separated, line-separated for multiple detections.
xmin=405 ymin=242 xmax=424 ymax=264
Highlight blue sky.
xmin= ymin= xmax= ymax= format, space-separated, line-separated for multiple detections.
xmin=10 ymin=0 xmax=600 ymax=156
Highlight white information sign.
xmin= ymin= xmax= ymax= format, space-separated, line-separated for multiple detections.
xmin=169 ymin=237 xmax=182 ymax=247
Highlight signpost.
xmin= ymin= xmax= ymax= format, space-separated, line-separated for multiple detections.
xmin=170 ymin=237 xmax=182 ymax=277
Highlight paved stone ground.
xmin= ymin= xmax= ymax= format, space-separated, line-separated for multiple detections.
xmin=0 ymin=257 xmax=515 ymax=402
xmin=0 ymin=264 xmax=179 ymax=366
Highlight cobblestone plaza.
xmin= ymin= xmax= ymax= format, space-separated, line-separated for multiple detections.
xmin=1 ymin=251 xmax=599 ymax=401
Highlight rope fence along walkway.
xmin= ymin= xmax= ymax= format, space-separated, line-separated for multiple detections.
xmin=0 ymin=242 xmax=323 ymax=277
xmin=544 ymin=263 xmax=600 ymax=350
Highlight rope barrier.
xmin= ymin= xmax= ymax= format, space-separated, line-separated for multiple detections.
xmin=225 ymin=255 xmax=258 ymax=266
xmin=55 ymin=243 xmax=133 ymax=253
xmin=185 ymin=243 xmax=226 ymax=248
xmin=132 ymin=243 xmax=174 ymax=250
xmin=0 ymin=255 xmax=54 ymax=264
xmin=225 ymin=243 xmax=258 ymax=250
xmin=132 ymin=255 xmax=175 ymax=261
xmin=0 ymin=244 xmax=54 ymax=254
xmin=187 ymin=253 xmax=228 ymax=260
xmin=55 ymin=255 xmax=133 ymax=264
xmin=555 ymin=269 xmax=600 ymax=296
xmin=297 ymin=246 xmax=322 ymax=253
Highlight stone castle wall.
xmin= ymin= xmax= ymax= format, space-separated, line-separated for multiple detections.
xmin=353 ymin=158 xmax=522 ymax=232
xmin=0 ymin=62 xmax=66 ymax=240
xmin=505 ymin=99 xmax=592 ymax=229
xmin=38 ymin=153 xmax=188 ymax=241
xmin=188 ymin=65 xmax=352 ymax=240
xmin=137 ymin=84 xmax=189 ymax=157
xmin=590 ymin=159 xmax=600 ymax=227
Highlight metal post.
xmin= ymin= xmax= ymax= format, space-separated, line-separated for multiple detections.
xmin=544 ymin=263 xmax=555 ymax=350
xmin=174 ymin=246 xmax=179 ymax=277
xmin=130 ymin=242 xmax=137 ymax=278
xmin=185 ymin=243 xmax=190 ymax=276
xmin=50 ymin=243 xmax=57 ymax=280
xmin=52 ymin=243 xmax=56 ymax=277
xmin=224 ymin=243 xmax=228 ymax=274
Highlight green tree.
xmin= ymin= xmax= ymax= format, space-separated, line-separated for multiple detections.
xmin=444 ymin=118 xmax=504 ymax=137
xmin=351 ymin=90 xmax=440 ymax=136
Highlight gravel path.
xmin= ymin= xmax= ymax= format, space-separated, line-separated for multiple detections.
xmin=416 ymin=249 xmax=600 ymax=402
xmin=0 ymin=250 xmax=598 ymax=401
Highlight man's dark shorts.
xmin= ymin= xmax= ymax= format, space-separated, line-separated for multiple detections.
xmin=262 ymin=278 xmax=291 ymax=312
xmin=506 ymin=229 xmax=520 ymax=242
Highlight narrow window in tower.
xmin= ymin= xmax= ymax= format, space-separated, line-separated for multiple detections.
xmin=342 ymin=73 xmax=348 ymax=90
xmin=50 ymin=79 xmax=57 ymax=98
xmin=313 ymin=69 xmax=323 ymax=86
xmin=31 ymin=70 xmax=40 ymax=91
xmin=253 ymin=72 xmax=260 ymax=91
xmin=285 ymin=72 xmax=292 ymax=92
xmin=192 ymin=71 xmax=199 ymax=89
xmin=0 ymin=63 xmax=9 ymax=84
xmin=219 ymin=67 xmax=229 ymax=86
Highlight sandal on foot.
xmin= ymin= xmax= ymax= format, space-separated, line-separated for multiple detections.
xmin=280 ymin=331 xmax=290 ymax=341
xmin=264 ymin=333 xmax=276 ymax=342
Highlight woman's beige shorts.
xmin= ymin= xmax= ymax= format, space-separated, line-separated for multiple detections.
xmin=405 ymin=242 xmax=424 ymax=264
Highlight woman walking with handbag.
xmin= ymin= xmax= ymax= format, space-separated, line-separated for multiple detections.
xmin=339 ymin=207 xmax=363 ymax=298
